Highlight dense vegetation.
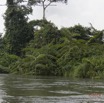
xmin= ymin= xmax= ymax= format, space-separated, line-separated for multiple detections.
xmin=1 ymin=20 xmax=104 ymax=78
xmin=0 ymin=0 xmax=104 ymax=78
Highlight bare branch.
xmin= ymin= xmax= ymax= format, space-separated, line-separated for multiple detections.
xmin=44 ymin=1 xmax=52 ymax=9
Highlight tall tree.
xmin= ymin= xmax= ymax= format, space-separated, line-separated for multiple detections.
xmin=28 ymin=0 xmax=67 ymax=20
xmin=4 ymin=0 xmax=34 ymax=56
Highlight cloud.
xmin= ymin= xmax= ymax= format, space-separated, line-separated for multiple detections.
xmin=0 ymin=1 xmax=6 ymax=34
xmin=1 ymin=0 xmax=104 ymax=35
xmin=29 ymin=0 xmax=104 ymax=30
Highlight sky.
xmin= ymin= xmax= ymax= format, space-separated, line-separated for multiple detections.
xmin=0 ymin=0 xmax=104 ymax=35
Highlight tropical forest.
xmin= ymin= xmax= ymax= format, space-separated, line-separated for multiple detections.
xmin=0 ymin=0 xmax=104 ymax=79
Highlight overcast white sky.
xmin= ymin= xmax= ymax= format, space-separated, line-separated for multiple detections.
xmin=0 ymin=0 xmax=104 ymax=35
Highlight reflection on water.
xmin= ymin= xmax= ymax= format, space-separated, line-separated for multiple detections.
xmin=0 ymin=74 xmax=104 ymax=103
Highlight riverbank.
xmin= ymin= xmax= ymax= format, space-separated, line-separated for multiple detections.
xmin=1 ymin=21 xmax=104 ymax=79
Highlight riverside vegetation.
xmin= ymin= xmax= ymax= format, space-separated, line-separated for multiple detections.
xmin=1 ymin=20 xmax=104 ymax=79
xmin=0 ymin=0 xmax=104 ymax=78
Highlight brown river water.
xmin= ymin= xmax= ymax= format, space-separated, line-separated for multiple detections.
xmin=0 ymin=74 xmax=104 ymax=103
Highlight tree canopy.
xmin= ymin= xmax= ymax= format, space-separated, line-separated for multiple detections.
xmin=4 ymin=0 xmax=34 ymax=56
xmin=0 ymin=0 xmax=104 ymax=79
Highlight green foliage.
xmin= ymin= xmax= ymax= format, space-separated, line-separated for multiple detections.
xmin=87 ymin=31 xmax=103 ymax=44
xmin=10 ymin=44 xmax=59 ymax=75
xmin=68 ymin=24 xmax=91 ymax=40
xmin=0 ymin=35 xmax=3 ymax=49
xmin=10 ymin=23 xmax=104 ymax=78
xmin=4 ymin=0 xmax=33 ymax=56
xmin=0 ymin=50 xmax=20 ymax=73
xmin=28 ymin=20 xmax=61 ymax=48
xmin=73 ymin=56 xmax=104 ymax=78
xmin=2 ymin=15 xmax=104 ymax=78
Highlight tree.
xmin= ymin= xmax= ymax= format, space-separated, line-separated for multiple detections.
xmin=68 ymin=25 xmax=91 ymax=40
xmin=28 ymin=0 xmax=67 ymax=20
xmin=0 ymin=34 xmax=3 ymax=49
xmin=28 ymin=20 xmax=60 ymax=48
xmin=4 ymin=0 xmax=34 ymax=56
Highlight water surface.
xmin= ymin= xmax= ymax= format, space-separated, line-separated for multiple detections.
xmin=0 ymin=74 xmax=104 ymax=103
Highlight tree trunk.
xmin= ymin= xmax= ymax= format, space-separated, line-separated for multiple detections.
xmin=42 ymin=1 xmax=46 ymax=20
xmin=43 ymin=7 xmax=46 ymax=20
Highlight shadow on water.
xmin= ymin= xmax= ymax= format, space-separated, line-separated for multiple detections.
xmin=0 ymin=74 xmax=104 ymax=103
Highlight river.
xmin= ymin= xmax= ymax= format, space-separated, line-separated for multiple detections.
xmin=0 ymin=74 xmax=104 ymax=103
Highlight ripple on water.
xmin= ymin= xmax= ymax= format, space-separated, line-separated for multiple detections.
xmin=1 ymin=75 xmax=104 ymax=103
xmin=49 ymin=90 xmax=81 ymax=95
xmin=17 ymin=95 xmax=104 ymax=103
